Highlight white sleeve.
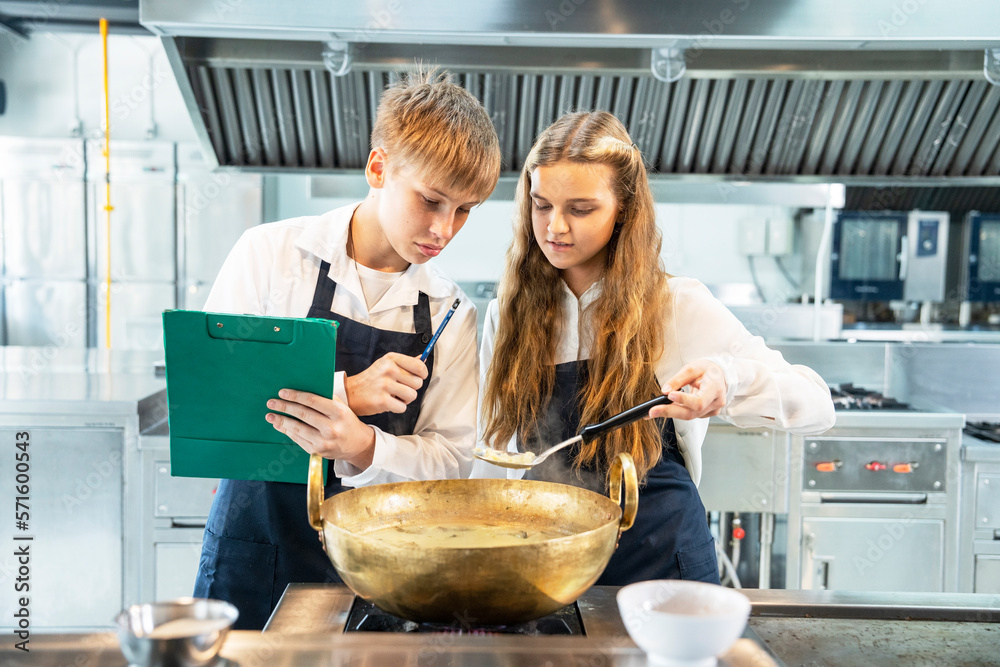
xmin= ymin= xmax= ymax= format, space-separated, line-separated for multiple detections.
xmin=335 ymin=298 xmax=480 ymax=485
xmin=669 ymin=279 xmax=836 ymax=434
xmin=469 ymin=300 xmax=525 ymax=480
xmin=203 ymin=229 xmax=271 ymax=316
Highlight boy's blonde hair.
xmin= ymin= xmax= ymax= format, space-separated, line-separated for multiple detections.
xmin=371 ymin=70 xmax=501 ymax=202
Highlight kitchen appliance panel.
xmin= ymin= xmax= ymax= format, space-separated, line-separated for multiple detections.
xmin=93 ymin=281 xmax=175 ymax=350
xmin=802 ymin=515 xmax=945 ymax=592
xmin=4 ymin=280 xmax=87 ymax=348
xmin=975 ymin=553 xmax=1000 ymax=594
xmin=903 ymin=211 xmax=949 ymax=301
xmin=154 ymin=459 xmax=217 ymax=518
xmin=828 ymin=210 xmax=949 ymax=302
xmin=976 ymin=473 xmax=1000 ymax=529
xmin=830 ymin=211 xmax=906 ymax=300
xmin=699 ymin=424 xmax=788 ymax=513
xmin=962 ymin=212 xmax=1000 ymax=302
xmin=2 ymin=179 xmax=86 ymax=279
xmin=154 ymin=542 xmax=205 ymax=601
xmin=839 ymin=218 xmax=901 ymax=281
xmin=0 ymin=428 xmax=123 ymax=629
xmin=92 ymin=182 xmax=176 ymax=282
xmin=803 ymin=437 xmax=947 ymax=494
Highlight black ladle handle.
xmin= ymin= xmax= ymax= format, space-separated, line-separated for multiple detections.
xmin=578 ymin=394 xmax=673 ymax=444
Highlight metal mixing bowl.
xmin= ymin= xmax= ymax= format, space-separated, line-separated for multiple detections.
xmin=115 ymin=598 xmax=238 ymax=667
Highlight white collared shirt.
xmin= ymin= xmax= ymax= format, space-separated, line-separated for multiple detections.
xmin=205 ymin=202 xmax=479 ymax=486
xmin=475 ymin=276 xmax=836 ymax=485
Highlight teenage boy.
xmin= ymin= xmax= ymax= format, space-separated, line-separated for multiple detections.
xmin=193 ymin=71 xmax=502 ymax=629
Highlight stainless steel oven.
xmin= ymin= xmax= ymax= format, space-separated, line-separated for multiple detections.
xmin=786 ymin=387 xmax=964 ymax=593
xmin=959 ymin=212 xmax=1000 ymax=303
xmin=829 ymin=210 xmax=949 ymax=302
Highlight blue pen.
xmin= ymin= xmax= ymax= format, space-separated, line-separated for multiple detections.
xmin=420 ymin=298 xmax=460 ymax=362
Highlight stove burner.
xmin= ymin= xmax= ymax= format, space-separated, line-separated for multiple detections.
xmin=342 ymin=597 xmax=584 ymax=636
xmin=965 ymin=422 xmax=1000 ymax=444
xmin=829 ymin=383 xmax=911 ymax=411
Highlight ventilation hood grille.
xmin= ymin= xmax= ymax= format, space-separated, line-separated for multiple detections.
xmin=142 ymin=0 xmax=1000 ymax=183
xmin=180 ymin=58 xmax=1000 ymax=181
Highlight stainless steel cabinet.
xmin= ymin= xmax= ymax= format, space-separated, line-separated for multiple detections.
xmin=0 ymin=138 xmax=88 ymax=348
xmin=4 ymin=280 xmax=87 ymax=347
xmin=959 ymin=449 xmax=1000 ymax=593
xmin=86 ymin=141 xmax=177 ymax=350
xmin=0 ymin=427 xmax=124 ymax=629
xmin=2 ymin=139 xmax=261 ymax=350
xmin=91 ymin=180 xmax=177 ymax=282
xmin=176 ymin=143 xmax=261 ymax=310
xmin=139 ymin=434 xmax=217 ymax=604
xmin=3 ymin=179 xmax=86 ymax=279
xmin=94 ymin=282 xmax=176 ymax=350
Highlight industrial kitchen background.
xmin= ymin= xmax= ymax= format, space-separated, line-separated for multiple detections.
xmin=0 ymin=0 xmax=999 ymax=633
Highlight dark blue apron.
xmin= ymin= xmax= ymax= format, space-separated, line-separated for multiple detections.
xmin=522 ymin=361 xmax=720 ymax=586
xmin=194 ymin=260 xmax=435 ymax=630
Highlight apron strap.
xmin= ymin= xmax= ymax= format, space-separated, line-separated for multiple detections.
xmin=309 ymin=260 xmax=337 ymax=313
xmin=414 ymin=292 xmax=432 ymax=344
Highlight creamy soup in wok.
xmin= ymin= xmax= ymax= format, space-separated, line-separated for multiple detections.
xmin=361 ymin=521 xmax=573 ymax=549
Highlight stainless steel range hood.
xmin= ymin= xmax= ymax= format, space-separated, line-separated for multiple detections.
xmin=140 ymin=0 xmax=1000 ymax=184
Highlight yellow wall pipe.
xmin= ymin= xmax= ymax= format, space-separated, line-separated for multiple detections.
xmin=100 ymin=18 xmax=113 ymax=348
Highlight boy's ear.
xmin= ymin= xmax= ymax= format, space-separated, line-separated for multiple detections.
xmin=365 ymin=147 xmax=388 ymax=189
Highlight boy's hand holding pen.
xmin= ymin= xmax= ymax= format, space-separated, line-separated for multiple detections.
xmin=343 ymin=299 xmax=460 ymax=416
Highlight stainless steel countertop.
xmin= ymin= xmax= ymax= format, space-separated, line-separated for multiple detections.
xmin=7 ymin=587 xmax=1000 ymax=666
xmin=0 ymin=346 xmax=166 ymax=421
xmin=829 ymin=410 xmax=965 ymax=429
xmin=0 ymin=346 xmax=164 ymax=375
xmin=839 ymin=324 xmax=1000 ymax=344
xmin=963 ymin=434 xmax=1000 ymax=463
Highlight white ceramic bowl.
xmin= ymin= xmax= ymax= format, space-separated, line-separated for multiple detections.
xmin=617 ymin=580 xmax=751 ymax=667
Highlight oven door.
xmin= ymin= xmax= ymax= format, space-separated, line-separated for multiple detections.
xmin=965 ymin=212 xmax=1000 ymax=302
xmin=801 ymin=511 xmax=946 ymax=592
xmin=830 ymin=211 xmax=907 ymax=301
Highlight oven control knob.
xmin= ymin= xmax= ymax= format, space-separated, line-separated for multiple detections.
xmin=815 ymin=460 xmax=842 ymax=472
xmin=865 ymin=461 xmax=887 ymax=471
xmin=893 ymin=462 xmax=918 ymax=473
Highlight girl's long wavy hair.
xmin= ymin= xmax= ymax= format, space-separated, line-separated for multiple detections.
xmin=481 ymin=111 xmax=670 ymax=482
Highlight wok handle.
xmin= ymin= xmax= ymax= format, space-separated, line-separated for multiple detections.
xmin=608 ymin=452 xmax=638 ymax=532
xmin=307 ymin=453 xmax=324 ymax=532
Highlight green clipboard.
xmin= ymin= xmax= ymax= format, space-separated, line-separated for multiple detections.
xmin=162 ymin=310 xmax=339 ymax=484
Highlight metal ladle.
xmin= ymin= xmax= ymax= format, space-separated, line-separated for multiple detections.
xmin=474 ymin=395 xmax=672 ymax=469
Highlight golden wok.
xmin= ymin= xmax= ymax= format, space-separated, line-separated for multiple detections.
xmin=307 ymin=451 xmax=637 ymax=625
